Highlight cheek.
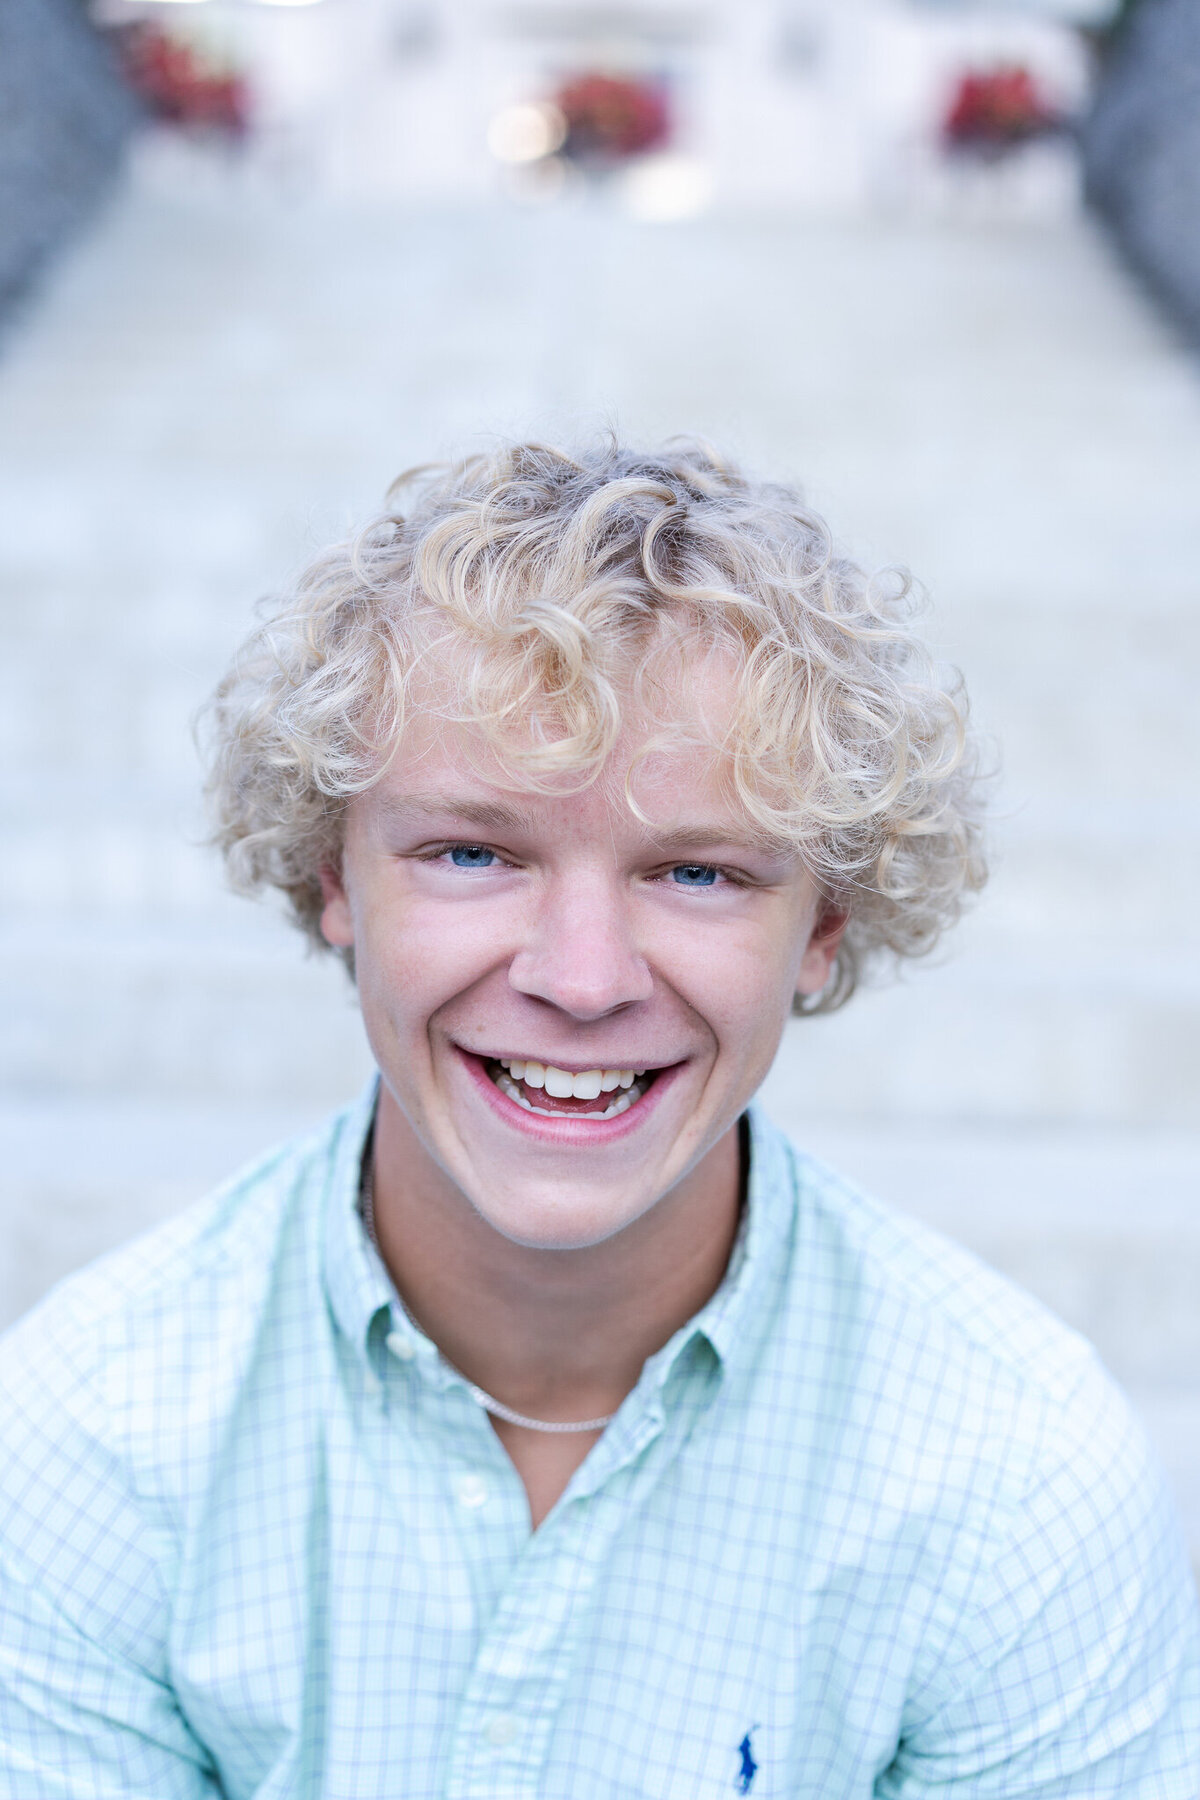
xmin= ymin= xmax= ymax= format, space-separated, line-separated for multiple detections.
xmin=355 ymin=890 xmax=514 ymax=1017
xmin=658 ymin=922 xmax=799 ymax=1049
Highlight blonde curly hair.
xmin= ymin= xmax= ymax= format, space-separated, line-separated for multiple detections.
xmin=204 ymin=439 xmax=986 ymax=1011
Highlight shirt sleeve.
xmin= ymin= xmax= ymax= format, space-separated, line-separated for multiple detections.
xmin=0 ymin=1311 xmax=218 ymax=1799
xmin=877 ymin=1365 xmax=1200 ymax=1799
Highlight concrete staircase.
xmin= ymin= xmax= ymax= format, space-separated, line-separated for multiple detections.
xmin=1 ymin=138 xmax=1197 ymax=1558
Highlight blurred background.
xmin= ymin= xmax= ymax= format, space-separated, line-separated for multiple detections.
xmin=1 ymin=0 xmax=1198 ymax=1561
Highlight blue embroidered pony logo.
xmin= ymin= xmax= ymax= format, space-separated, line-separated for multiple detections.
xmin=736 ymin=1729 xmax=758 ymax=1793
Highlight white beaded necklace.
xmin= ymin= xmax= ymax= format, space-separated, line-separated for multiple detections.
xmin=359 ymin=1153 xmax=616 ymax=1435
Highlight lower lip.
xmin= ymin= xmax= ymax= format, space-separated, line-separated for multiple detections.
xmin=457 ymin=1049 xmax=681 ymax=1145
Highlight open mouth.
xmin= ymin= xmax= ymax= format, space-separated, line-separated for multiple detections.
xmin=486 ymin=1057 xmax=659 ymax=1121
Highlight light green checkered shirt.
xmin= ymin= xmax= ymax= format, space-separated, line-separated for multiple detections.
xmin=2 ymin=1081 xmax=1197 ymax=1797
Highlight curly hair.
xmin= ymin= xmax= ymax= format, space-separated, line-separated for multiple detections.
xmin=203 ymin=438 xmax=986 ymax=1011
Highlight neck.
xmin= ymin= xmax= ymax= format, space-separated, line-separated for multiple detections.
xmin=368 ymin=1089 xmax=744 ymax=1425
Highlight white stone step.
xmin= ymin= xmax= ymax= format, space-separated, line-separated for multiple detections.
xmin=765 ymin=967 xmax=1200 ymax=1128
xmin=0 ymin=918 xmax=375 ymax=1105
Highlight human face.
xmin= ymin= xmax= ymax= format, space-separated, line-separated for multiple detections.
xmin=319 ymin=670 xmax=843 ymax=1251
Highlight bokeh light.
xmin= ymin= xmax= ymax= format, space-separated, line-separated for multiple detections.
xmin=487 ymin=102 xmax=568 ymax=166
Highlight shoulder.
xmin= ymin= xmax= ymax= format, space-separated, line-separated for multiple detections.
xmin=0 ymin=1095 xmax=369 ymax=1564
xmin=2 ymin=1099 xmax=355 ymax=1390
xmin=757 ymin=1116 xmax=1200 ymax=1764
xmin=756 ymin=1110 xmax=1171 ymax=1552
xmin=772 ymin=1113 xmax=1107 ymax=1400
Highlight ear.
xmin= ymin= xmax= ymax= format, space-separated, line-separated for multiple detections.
xmin=795 ymin=902 xmax=848 ymax=1001
xmin=317 ymin=862 xmax=355 ymax=950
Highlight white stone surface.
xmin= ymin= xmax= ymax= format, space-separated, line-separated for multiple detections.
xmin=1 ymin=149 xmax=1197 ymax=1555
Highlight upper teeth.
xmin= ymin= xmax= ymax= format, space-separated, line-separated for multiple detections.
xmin=498 ymin=1059 xmax=645 ymax=1100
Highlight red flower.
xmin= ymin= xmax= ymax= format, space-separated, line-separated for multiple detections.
xmin=943 ymin=65 xmax=1060 ymax=149
xmin=116 ymin=25 xmax=248 ymax=136
xmin=555 ymin=72 xmax=670 ymax=163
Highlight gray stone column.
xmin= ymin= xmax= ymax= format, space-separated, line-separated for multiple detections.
xmin=0 ymin=0 xmax=139 ymax=328
xmin=1084 ymin=0 xmax=1200 ymax=342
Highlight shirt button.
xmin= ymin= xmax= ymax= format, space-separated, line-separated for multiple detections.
xmin=386 ymin=1331 xmax=416 ymax=1362
xmin=455 ymin=1472 xmax=489 ymax=1510
xmin=484 ymin=1714 xmax=517 ymax=1748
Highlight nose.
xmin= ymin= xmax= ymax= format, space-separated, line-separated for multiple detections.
xmin=507 ymin=871 xmax=654 ymax=1020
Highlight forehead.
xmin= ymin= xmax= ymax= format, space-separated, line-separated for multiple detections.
xmin=368 ymin=650 xmax=755 ymax=838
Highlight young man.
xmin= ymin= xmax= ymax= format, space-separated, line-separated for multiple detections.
xmin=1 ymin=442 xmax=1197 ymax=1798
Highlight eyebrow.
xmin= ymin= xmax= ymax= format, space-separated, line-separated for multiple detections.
xmin=374 ymin=794 xmax=790 ymax=859
xmin=374 ymin=795 xmax=542 ymax=834
xmin=644 ymin=824 xmax=790 ymax=858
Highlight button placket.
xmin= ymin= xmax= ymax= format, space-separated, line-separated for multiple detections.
xmin=445 ymin=1356 xmax=693 ymax=1794
xmin=444 ymin=1496 xmax=614 ymax=1798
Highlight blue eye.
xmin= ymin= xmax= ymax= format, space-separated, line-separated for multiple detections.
xmin=670 ymin=863 xmax=719 ymax=887
xmin=448 ymin=844 xmax=497 ymax=868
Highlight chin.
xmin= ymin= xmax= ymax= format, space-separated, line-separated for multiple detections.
xmin=468 ymin=1186 xmax=649 ymax=1252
